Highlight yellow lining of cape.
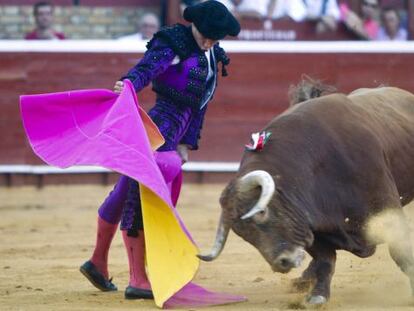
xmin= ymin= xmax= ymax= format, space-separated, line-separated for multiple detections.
xmin=140 ymin=184 xmax=199 ymax=307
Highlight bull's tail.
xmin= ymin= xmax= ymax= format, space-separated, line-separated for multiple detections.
xmin=288 ymin=75 xmax=336 ymax=106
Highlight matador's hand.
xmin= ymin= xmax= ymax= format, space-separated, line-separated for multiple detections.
xmin=113 ymin=81 xmax=124 ymax=94
xmin=177 ymin=144 xmax=189 ymax=164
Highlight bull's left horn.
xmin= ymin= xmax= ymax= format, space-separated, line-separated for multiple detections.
xmin=239 ymin=170 xmax=275 ymax=220
xmin=197 ymin=213 xmax=230 ymax=261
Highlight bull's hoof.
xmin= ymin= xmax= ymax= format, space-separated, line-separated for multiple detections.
xmin=306 ymin=295 xmax=327 ymax=305
xmin=291 ymin=277 xmax=312 ymax=292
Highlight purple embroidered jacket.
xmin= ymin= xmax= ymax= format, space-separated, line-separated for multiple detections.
xmin=122 ymin=23 xmax=229 ymax=151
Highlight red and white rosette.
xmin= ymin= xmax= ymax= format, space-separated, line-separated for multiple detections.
xmin=245 ymin=131 xmax=272 ymax=151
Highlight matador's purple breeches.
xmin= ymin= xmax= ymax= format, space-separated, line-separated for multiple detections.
xmin=98 ymin=151 xmax=183 ymax=229
xmin=98 ymin=175 xmax=129 ymax=225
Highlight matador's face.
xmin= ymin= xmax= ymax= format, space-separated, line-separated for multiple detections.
xmin=191 ymin=24 xmax=218 ymax=51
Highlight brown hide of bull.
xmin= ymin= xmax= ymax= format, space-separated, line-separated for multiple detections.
xmin=227 ymin=87 xmax=414 ymax=256
xmin=216 ymin=87 xmax=414 ymax=303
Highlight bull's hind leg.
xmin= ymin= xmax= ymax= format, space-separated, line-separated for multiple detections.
xmin=304 ymin=240 xmax=337 ymax=305
xmin=387 ymin=214 xmax=414 ymax=296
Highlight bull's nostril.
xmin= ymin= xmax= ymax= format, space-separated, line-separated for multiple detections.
xmin=279 ymin=258 xmax=290 ymax=268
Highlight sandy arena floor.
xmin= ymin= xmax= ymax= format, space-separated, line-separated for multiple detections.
xmin=1 ymin=184 xmax=414 ymax=311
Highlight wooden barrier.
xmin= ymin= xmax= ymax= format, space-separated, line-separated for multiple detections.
xmin=1 ymin=40 xmax=414 ymax=184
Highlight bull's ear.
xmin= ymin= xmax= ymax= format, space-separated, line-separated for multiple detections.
xmin=305 ymin=231 xmax=314 ymax=247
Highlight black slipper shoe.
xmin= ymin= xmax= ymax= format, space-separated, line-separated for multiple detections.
xmin=80 ymin=260 xmax=117 ymax=292
xmin=125 ymin=285 xmax=154 ymax=299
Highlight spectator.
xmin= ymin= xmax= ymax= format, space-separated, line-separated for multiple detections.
xmin=303 ymin=0 xmax=341 ymax=33
xmin=218 ymin=0 xmax=270 ymax=19
xmin=118 ymin=13 xmax=160 ymax=41
xmin=180 ymin=0 xmax=204 ymax=15
xmin=181 ymin=0 xmax=203 ymax=8
xmin=267 ymin=0 xmax=307 ymax=22
xmin=376 ymin=7 xmax=408 ymax=40
xmin=25 ymin=1 xmax=65 ymax=40
xmin=340 ymin=0 xmax=380 ymax=40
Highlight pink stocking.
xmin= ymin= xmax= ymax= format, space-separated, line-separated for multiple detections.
xmin=90 ymin=216 xmax=118 ymax=280
xmin=122 ymin=230 xmax=151 ymax=289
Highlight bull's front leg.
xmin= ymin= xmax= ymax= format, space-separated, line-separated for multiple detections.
xmin=305 ymin=241 xmax=337 ymax=305
xmin=291 ymin=259 xmax=318 ymax=292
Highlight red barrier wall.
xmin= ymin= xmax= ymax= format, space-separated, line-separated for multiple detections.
xmin=2 ymin=45 xmax=414 ymax=165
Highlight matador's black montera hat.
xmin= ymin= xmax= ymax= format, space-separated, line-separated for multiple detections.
xmin=183 ymin=0 xmax=241 ymax=40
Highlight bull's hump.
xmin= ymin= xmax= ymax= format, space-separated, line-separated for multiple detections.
xmin=348 ymin=86 xmax=411 ymax=100
xmin=276 ymin=93 xmax=349 ymax=122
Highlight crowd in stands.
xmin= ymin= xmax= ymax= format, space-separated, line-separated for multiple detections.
xmin=340 ymin=0 xmax=408 ymax=40
xmin=7 ymin=0 xmax=412 ymax=41
xmin=214 ymin=0 xmax=409 ymax=40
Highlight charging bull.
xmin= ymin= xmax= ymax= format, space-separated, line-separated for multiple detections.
xmin=199 ymin=85 xmax=414 ymax=305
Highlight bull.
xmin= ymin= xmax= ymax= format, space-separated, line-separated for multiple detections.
xmin=199 ymin=83 xmax=414 ymax=305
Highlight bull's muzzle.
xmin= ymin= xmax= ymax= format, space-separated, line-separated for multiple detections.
xmin=272 ymin=247 xmax=305 ymax=273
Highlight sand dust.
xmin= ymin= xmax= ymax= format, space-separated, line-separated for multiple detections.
xmin=366 ymin=209 xmax=408 ymax=245
xmin=1 ymin=184 xmax=414 ymax=310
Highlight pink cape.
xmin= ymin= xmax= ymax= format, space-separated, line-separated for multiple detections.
xmin=20 ymin=80 xmax=245 ymax=308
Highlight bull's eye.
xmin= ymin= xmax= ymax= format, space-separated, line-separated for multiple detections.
xmin=252 ymin=208 xmax=270 ymax=224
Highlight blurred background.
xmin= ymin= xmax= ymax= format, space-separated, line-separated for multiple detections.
xmin=1 ymin=0 xmax=413 ymax=186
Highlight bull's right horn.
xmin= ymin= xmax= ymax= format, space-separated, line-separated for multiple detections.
xmin=239 ymin=170 xmax=275 ymax=220
xmin=197 ymin=213 xmax=230 ymax=261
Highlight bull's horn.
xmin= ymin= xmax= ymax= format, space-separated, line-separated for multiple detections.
xmin=197 ymin=213 xmax=230 ymax=261
xmin=239 ymin=170 xmax=275 ymax=220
